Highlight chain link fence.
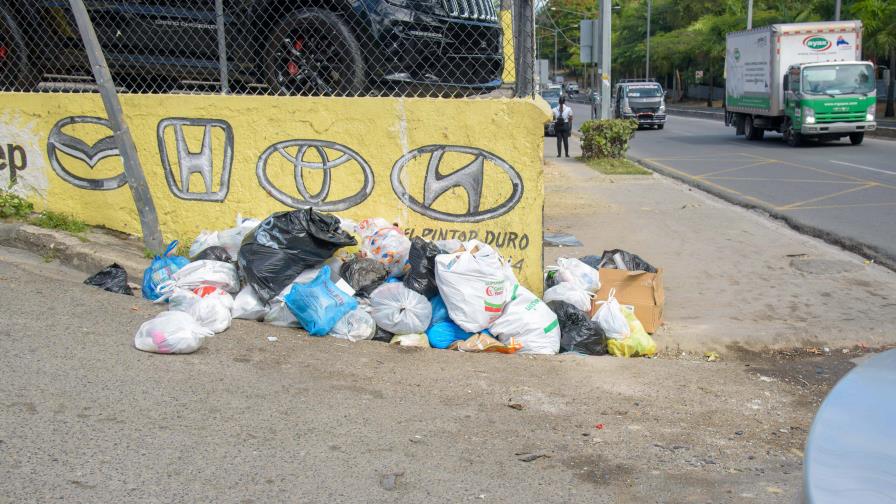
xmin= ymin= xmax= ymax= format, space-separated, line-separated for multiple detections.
xmin=0 ymin=0 xmax=534 ymax=98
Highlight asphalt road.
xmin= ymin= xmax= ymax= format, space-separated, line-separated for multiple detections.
xmin=566 ymin=102 xmax=896 ymax=268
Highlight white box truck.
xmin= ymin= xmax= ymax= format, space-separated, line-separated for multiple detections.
xmin=724 ymin=20 xmax=877 ymax=146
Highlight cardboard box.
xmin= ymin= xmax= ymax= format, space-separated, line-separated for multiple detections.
xmin=590 ymin=268 xmax=664 ymax=333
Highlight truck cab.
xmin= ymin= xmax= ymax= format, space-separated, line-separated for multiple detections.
xmin=782 ymin=62 xmax=877 ymax=146
xmin=613 ymin=80 xmax=667 ymax=129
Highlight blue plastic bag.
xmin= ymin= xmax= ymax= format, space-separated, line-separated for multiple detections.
xmin=427 ymin=320 xmax=471 ymax=349
xmin=429 ymin=296 xmax=450 ymax=326
xmin=142 ymin=241 xmax=190 ymax=301
xmin=284 ymin=266 xmax=358 ymax=336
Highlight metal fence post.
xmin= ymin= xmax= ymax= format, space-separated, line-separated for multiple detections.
xmin=215 ymin=0 xmax=229 ymax=94
xmin=68 ymin=0 xmax=163 ymax=252
xmin=513 ymin=0 xmax=535 ymax=96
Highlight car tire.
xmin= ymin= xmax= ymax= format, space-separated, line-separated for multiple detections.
xmin=657 ymin=124 xmax=664 ymax=130
xmin=783 ymin=119 xmax=802 ymax=147
xmin=265 ymin=9 xmax=365 ymax=96
xmin=744 ymin=116 xmax=764 ymax=140
xmin=0 ymin=8 xmax=38 ymax=91
xmin=849 ymin=132 xmax=864 ymax=145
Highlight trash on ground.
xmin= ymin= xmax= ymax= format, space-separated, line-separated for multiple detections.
xmin=550 ymin=257 xmax=601 ymax=292
xmin=380 ymin=471 xmax=404 ymax=491
xmin=450 ymin=333 xmax=522 ymax=353
xmin=435 ymin=240 xmax=514 ymax=333
xmin=329 ymin=308 xmax=377 ymax=342
xmin=340 ymin=257 xmax=388 ymax=298
xmin=595 ymin=423 xmax=605 ymax=430
xmin=142 ymin=241 xmax=189 ymax=301
xmin=266 ymin=336 xmax=278 ymax=342
xmin=592 ymin=288 xmax=631 ymax=341
xmin=490 ymin=285 xmax=560 ymax=355
xmin=190 ymin=214 xmax=260 ymax=259
xmin=548 ymin=300 xmax=607 ymax=355
xmin=360 ymin=224 xmax=411 ymax=277
xmin=427 ymin=320 xmax=471 ymax=349
xmin=606 ymin=305 xmax=657 ymax=358
xmin=589 ymin=259 xmax=664 ymax=334
xmin=284 ymin=265 xmax=358 ymax=336
xmin=190 ymin=245 xmax=232 ymax=263
xmin=238 ymin=208 xmax=356 ymax=303
xmin=704 ymin=351 xmax=720 ymax=362
xmin=231 ymin=286 xmax=268 ymax=321
xmin=517 ymin=453 xmax=548 ymax=462
xmin=581 ymin=249 xmax=657 ymax=273
xmin=134 ymin=311 xmax=213 ymax=354
xmin=403 ymin=236 xmax=441 ymax=298
xmin=544 ymin=231 xmax=583 ymax=247
xmin=507 ymin=403 xmax=525 ymax=410
xmin=543 ymin=282 xmax=593 ymax=312
xmin=372 ymin=326 xmax=395 ymax=343
xmin=370 ymin=282 xmax=432 ymax=335
xmin=164 ymin=259 xmax=240 ymax=294
xmin=84 ymin=263 xmax=133 ymax=296
xmin=390 ymin=333 xmax=430 ymax=347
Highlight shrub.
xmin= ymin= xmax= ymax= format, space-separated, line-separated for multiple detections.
xmin=579 ymin=119 xmax=638 ymax=159
xmin=0 ymin=189 xmax=34 ymax=219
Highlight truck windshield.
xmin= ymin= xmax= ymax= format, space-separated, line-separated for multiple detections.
xmin=802 ymin=64 xmax=874 ymax=95
xmin=625 ymin=85 xmax=663 ymax=97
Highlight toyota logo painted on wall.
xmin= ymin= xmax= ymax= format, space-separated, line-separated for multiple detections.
xmin=256 ymin=139 xmax=374 ymax=211
xmin=46 ymin=116 xmax=127 ymax=191
xmin=390 ymin=145 xmax=523 ymax=223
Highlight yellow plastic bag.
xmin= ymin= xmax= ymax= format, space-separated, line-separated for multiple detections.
xmin=607 ymin=306 xmax=657 ymax=358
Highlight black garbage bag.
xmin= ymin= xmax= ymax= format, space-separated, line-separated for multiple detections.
xmin=190 ymin=245 xmax=233 ymax=263
xmin=548 ymin=300 xmax=607 ymax=355
xmin=340 ymin=257 xmax=388 ymax=298
xmin=403 ymin=237 xmax=441 ymax=298
xmin=372 ymin=326 xmax=394 ymax=343
xmin=581 ymin=249 xmax=656 ymax=273
xmin=84 ymin=263 xmax=134 ymax=296
xmin=237 ymin=208 xmax=357 ymax=303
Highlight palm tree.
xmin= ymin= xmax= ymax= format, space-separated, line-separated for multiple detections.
xmin=852 ymin=0 xmax=896 ymax=117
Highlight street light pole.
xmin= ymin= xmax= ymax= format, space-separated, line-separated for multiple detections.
xmin=834 ymin=0 xmax=841 ymax=20
xmin=554 ymin=30 xmax=558 ymax=81
xmin=747 ymin=0 xmax=753 ymax=29
xmin=645 ymin=0 xmax=651 ymax=80
xmin=599 ymin=0 xmax=611 ymax=119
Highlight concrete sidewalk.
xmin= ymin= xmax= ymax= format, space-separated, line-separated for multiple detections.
xmin=543 ymin=139 xmax=896 ymax=353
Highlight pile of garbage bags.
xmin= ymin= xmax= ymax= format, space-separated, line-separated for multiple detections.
xmin=121 ymin=208 xmax=656 ymax=358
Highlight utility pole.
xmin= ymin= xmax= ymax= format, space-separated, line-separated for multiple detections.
xmin=645 ymin=0 xmax=651 ymax=80
xmin=747 ymin=0 xmax=753 ymax=29
xmin=599 ymin=0 xmax=611 ymax=119
xmin=68 ymin=0 xmax=163 ymax=252
xmin=554 ymin=30 xmax=558 ymax=81
xmin=834 ymin=0 xmax=841 ymax=20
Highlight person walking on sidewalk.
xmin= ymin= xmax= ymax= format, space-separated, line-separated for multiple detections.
xmin=552 ymin=96 xmax=573 ymax=157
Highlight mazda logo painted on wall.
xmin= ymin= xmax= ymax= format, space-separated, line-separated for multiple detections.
xmin=256 ymin=139 xmax=374 ymax=211
xmin=46 ymin=116 xmax=127 ymax=191
xmin=390 ymin=145 xmax=523 ymax=223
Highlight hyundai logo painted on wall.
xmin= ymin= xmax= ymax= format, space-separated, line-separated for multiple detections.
xmin=803 ymin=35 xmax=832 ymax=51
xmin=256 ymin=139 xmax=374 ymax=211
xmin=46 ymin=116 xmax=127 ymax=190
xmin=390 ymin=145 xmax=523 ymax=223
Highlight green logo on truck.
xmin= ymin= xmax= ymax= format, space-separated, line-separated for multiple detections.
xmin=734 ymin=48 xmax=741 ymax=61
xmin=803 ymin=35 xmax=832 ymax=51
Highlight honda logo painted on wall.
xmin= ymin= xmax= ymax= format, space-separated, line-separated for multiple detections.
xmin=390 ymin=145 xmax=523 ymax=223
xmin=157 ymin=118 xmax=234 ymax=202
xmin=256 ymin=139 xmax=374 ymax=211
xmin=46 ymin=116 xmax=127 ymax=190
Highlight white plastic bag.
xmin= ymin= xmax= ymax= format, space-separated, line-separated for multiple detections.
xmin=186 ymin=289 xmax=234 ymax=333
xmin=188 ymin=230 xmax=221 ymax=257
xmin=434 ymin=240 xmax=513 ymax=333
xmin=592 ymin=288 xmax=630 ymax=340
xmin=490 ymin=285 xmax=560 ymax=355
xmin=553 ymin=257 xmax=601 ymax=293
xmin=369 ymin=283 xmax=432 ymax=335
xmin=168 ymin=260 xmax=240 ymax=293
xmin=389 ymin=333 xmax=430 ymax=347
xmin=134 ymin=311 xmax=213 ymax=354
xmin=543 ymin=282 xmax=593 ymax=312
xmin=355 ymin=217 xmax=391 ymax=238
xmin=264 ymin=300 xmax=299 ymax=327
xmin=330 ymin=308 xmax=377 ymax=342
xmin=232 ymin=286 xmax=268 ymax=321
xmin=217 ymin=214 xmax=261 ymax=257
xmin=362 ymin=226 xmax=411 ymax=277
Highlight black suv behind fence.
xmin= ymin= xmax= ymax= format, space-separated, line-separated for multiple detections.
xmin=0 ymin=0 xmax=531 ymax=97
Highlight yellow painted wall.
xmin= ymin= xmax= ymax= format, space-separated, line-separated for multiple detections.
xmin=1 ymin=93 xmax=549 ymax=291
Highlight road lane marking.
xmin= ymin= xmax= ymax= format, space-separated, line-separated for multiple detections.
xmin=706 ymin=176 xmax=865 ymax=184
xmin=698 ymin=160 xmax=776 ymax=178
xmin=739 ymin=153 xmax=896 ymax=190
xmin=777 ymin=183 xmax=878 ymax=210
xmin=830 ymin=160 xmax=896 ymax=176
xmin=779 ymin=201 xmax=896 ymax=211
xmin=640 ymin=158 xmax=779 ymax=208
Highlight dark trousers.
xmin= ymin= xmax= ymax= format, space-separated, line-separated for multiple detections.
xmin=556 ymin=129 xmax=569 ymax=157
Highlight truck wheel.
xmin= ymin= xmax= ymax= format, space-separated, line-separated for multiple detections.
xmin=265 ymin=9 xmax=365 ymax=96
xmin=849 ymin=133 xmax=864 ymax=145
xmin=0 ymin=8 xmax=38 ymax=91
xmin=744 ymin=117 xmax=764 ymax=140
xmin=783 ymin=119 xmax=802 ymax=147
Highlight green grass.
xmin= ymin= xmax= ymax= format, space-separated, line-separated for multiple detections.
xmin=0 ymin=190 xmax=34 ymax=219
xmin=30 ymin=211 xmax=88 ymax=234
xmin=581 ymin=157 xmax=652 ymax=175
